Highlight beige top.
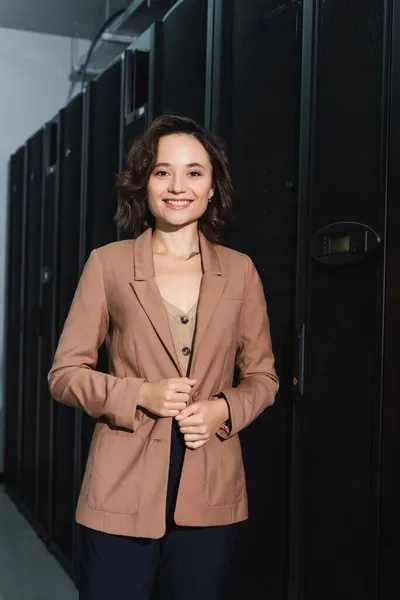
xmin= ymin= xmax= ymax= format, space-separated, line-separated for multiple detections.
xmin=163 ymin=298 xmax=198 ymax=376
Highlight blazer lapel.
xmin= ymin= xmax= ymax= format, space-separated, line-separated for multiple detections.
xmin=130 ymin=229 xmax=182 ymax=375
xmin=129 ymin=229 xmax=227 ymax=376
xmin=192 ymin=233 xmax=227 ymax=363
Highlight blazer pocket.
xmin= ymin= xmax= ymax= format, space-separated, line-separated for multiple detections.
xmin=87 ymin=432 xmax=143 ymax=514
xmin=204 ymin=435 xmax=245 ymax=507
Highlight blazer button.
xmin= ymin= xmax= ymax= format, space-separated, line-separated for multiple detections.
xmin=182 ymin=346 xmax=191 ymax=356
xmin=180 ymin=316 xmax=189 ymax=325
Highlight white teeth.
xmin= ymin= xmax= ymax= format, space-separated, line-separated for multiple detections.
xmin=165 ymin=200 xmax=190 ymax=206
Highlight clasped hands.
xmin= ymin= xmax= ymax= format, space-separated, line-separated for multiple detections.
xmin=138 ymin=377 xmax=229 ymax=449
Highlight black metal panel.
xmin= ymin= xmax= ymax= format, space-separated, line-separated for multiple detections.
xmin=4 ymin=146 xmax=26 ymax=495
xmin=378 ymin=0 xmax=400 ymax=596
xmin=119 ymin=110 xmax=147 ymax=242
xmin=156 ymin=0 xmax=208 ymax=122
xmin=72 ymin=63 xmax=125 ymax=578
xmin=36 ymin=116 xmax=62 ymax=537
xmin=52 ymin=94 xmax=84 ymax=568
xmin=295 ymin=1 xmax=389 ymax=599
xmin=20 ymin=129 xmax=43 ymax=514
xmin=119 ymin=39 xmax=151 ymax=239
xmin=84 ymin=60 xmax=122 ymax=255
xmin=209 ymin=1 xmax=302 ymax=599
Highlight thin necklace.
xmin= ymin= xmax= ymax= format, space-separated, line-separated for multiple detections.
xmin=186 ymin=251 xmax=200 ymax=262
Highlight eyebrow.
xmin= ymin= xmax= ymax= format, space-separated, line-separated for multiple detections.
xmin=154 ymin=162 xmax=206 ymax=169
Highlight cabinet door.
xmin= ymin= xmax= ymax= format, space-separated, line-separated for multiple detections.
xmin=294 ymin=2 xmax=388 ymax=599
xmin=20 ymin=130 xmax=44 ymax=516
xmin=157 ymin=0 xmax=208 ymax=123
xmin=208 ymin=2 xmax=301 ymax=598
xmin=52 ymin=94 xmax=83 ymax=570
xmin=4 ymin=146 xmax=26 ymax=497
xmin=37 ymin=117 xmax=62 ymax=538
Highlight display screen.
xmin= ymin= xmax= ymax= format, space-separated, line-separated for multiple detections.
xmin=329 ymin=234 xmax=351 ymax=253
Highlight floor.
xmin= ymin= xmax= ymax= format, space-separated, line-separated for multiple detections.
xmin=0 ymin=486 xmax=78 ymax=600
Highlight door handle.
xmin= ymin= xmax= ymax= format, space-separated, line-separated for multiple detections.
xmin=294 ymin=324 xmax=306 ymax=395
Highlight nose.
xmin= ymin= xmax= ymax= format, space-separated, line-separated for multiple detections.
xmin=168 ymin=173 xmax=187 ymax=194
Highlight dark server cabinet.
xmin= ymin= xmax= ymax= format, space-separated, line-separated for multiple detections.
xmin=4 ymin=146 xmax=26 ymax=496
xmin=80 ymin=58 xmax=123 ymax=463
xmin=119 ymin=34 xmax=153 ymax=240
xmin=155 ymin=0 xmax=208 ymax=122
xmin=51 ymin=94 xmax=84 ymax=575
xmin=120 ymin=39 xmax=152 ymax=168
xmin=20 ymin=129 xmax=44 ymax=516
xmin=73 ymin=61 xmax=124 ymax=581
xmin=119 ymin=0 xmax=208 ymax=180
xmin=83 ymin=59 xmax=122 ymax=256
xmin=36 ymin=116 xmax=62 ymax=538
xmin=293 ymin=1 xmax=400 ymax=599
xmin=207 ymin=1 xmax=302 ymax=599
xmin=379 ymin=3 xmax=400 ymax=595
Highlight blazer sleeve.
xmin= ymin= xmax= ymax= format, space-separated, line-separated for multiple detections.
xmin=48 ymin=249 xmax=146 ymax=431
xmin=215 ymin=255 xmax=279 ymax=438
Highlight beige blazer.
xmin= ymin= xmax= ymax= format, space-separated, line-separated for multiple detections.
xmin=48 ymin=228 xmax=279 ymax=538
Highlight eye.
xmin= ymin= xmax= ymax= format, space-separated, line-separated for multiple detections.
xmin=188 ymin=171 xmax=202 ymax=177
xmin=155 ymin=170 xmax=169 ymax=177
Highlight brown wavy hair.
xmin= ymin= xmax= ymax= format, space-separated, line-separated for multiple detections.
xmin=115 ymin=115 xmax=234 ymax=242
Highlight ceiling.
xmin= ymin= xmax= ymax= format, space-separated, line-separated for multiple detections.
xmin=0 ymin=0 xmax=131 ymax=40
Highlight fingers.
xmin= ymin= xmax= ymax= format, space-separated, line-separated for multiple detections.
xmin=179 ymin=425 xmax=208 ymax=435
xmin=181 ymin=378 xmax=197 ymax=386
xmin=165 ymin=390 xmax=190 ymax=403
xmin=167 ymin=378 xmax=197 ymax=394
xmin=185 ymin=439 xmax=208 ymax=450
xmin=164 ymin=401 xmax=188 ymax=412
xmin=183 ymin=432 xmax=210 ymax=442
xmin=176 ymin=413 xmax=203 ymax=428
xmin=178 ymin=416 xmax=205 ymax=430
xmin=175 ymin=403 xmax=198 ymax=422
xmin=161 ymin=409 xmax=180 ymax=418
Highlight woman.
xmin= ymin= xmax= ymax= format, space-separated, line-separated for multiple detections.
xmin=48 ymin=115 xmax=279 ymax=600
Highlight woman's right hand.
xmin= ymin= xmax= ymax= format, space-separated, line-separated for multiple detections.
xmin=138 ymin=378 xmax=197 ymax=418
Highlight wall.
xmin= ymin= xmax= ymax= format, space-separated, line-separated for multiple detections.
xmin=0 ymin=27 xmax=90 ymax=472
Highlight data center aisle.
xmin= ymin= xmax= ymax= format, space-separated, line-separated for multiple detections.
xmin=0 ymin=486 xmax=77 ymax=600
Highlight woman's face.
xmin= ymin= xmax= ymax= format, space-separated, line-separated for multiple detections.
xmin=147 ymin=133 xmax=214 ymax=229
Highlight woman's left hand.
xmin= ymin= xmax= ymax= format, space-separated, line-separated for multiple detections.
xmin=175 ymin=398 xmax=230 ymax=449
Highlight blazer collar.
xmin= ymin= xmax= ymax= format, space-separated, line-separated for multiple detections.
xmin=133 ymin=227 xmax=222 ymax=280
xmin=130 ymin=227 xmax=226 ymax=378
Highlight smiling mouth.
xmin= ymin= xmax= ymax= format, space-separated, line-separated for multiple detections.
xmin=163 ymin=199 xmax=193 ymax=209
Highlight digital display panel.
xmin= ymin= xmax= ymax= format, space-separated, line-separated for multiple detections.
xmin=329 ymin=235 xmax=351 ymax=253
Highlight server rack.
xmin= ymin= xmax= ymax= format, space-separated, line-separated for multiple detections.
xmin=118 ymin=27 xmax=157 ymax=243
xmin=36 ymin=115 xmax=63 ymax=541
xmin=378 ymin=3 xmax=400 ymax=596
xmin=73 ymin=59 xmax=124 ymax=582
xmin=206 ymin=2 xmax=302 ymax=599
xmin=292 ymin=1 xmax=400 ymax=599
xmin=78 ymin=58 xmax=123 ymax=474
xmin=120 ymin=41 xmax=151 ymax=175
xmin=4 ymin=146 xmax=26 ymax=498
xmin=157 ymin=0 xmax=208 ymax=123
xmin=119 ymin=0 xmax=209 ymax=184
xmin=20 ymin=129 xmax=44 ymax=519
xmin=50 ymin=94 xmax=84 ymax=578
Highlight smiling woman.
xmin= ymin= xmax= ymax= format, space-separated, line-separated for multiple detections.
xmin=48 ymin=114 xmax=279 ymax=600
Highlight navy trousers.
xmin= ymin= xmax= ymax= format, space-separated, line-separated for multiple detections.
xmin=79 ymin=421 xmax=237 ymax=600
